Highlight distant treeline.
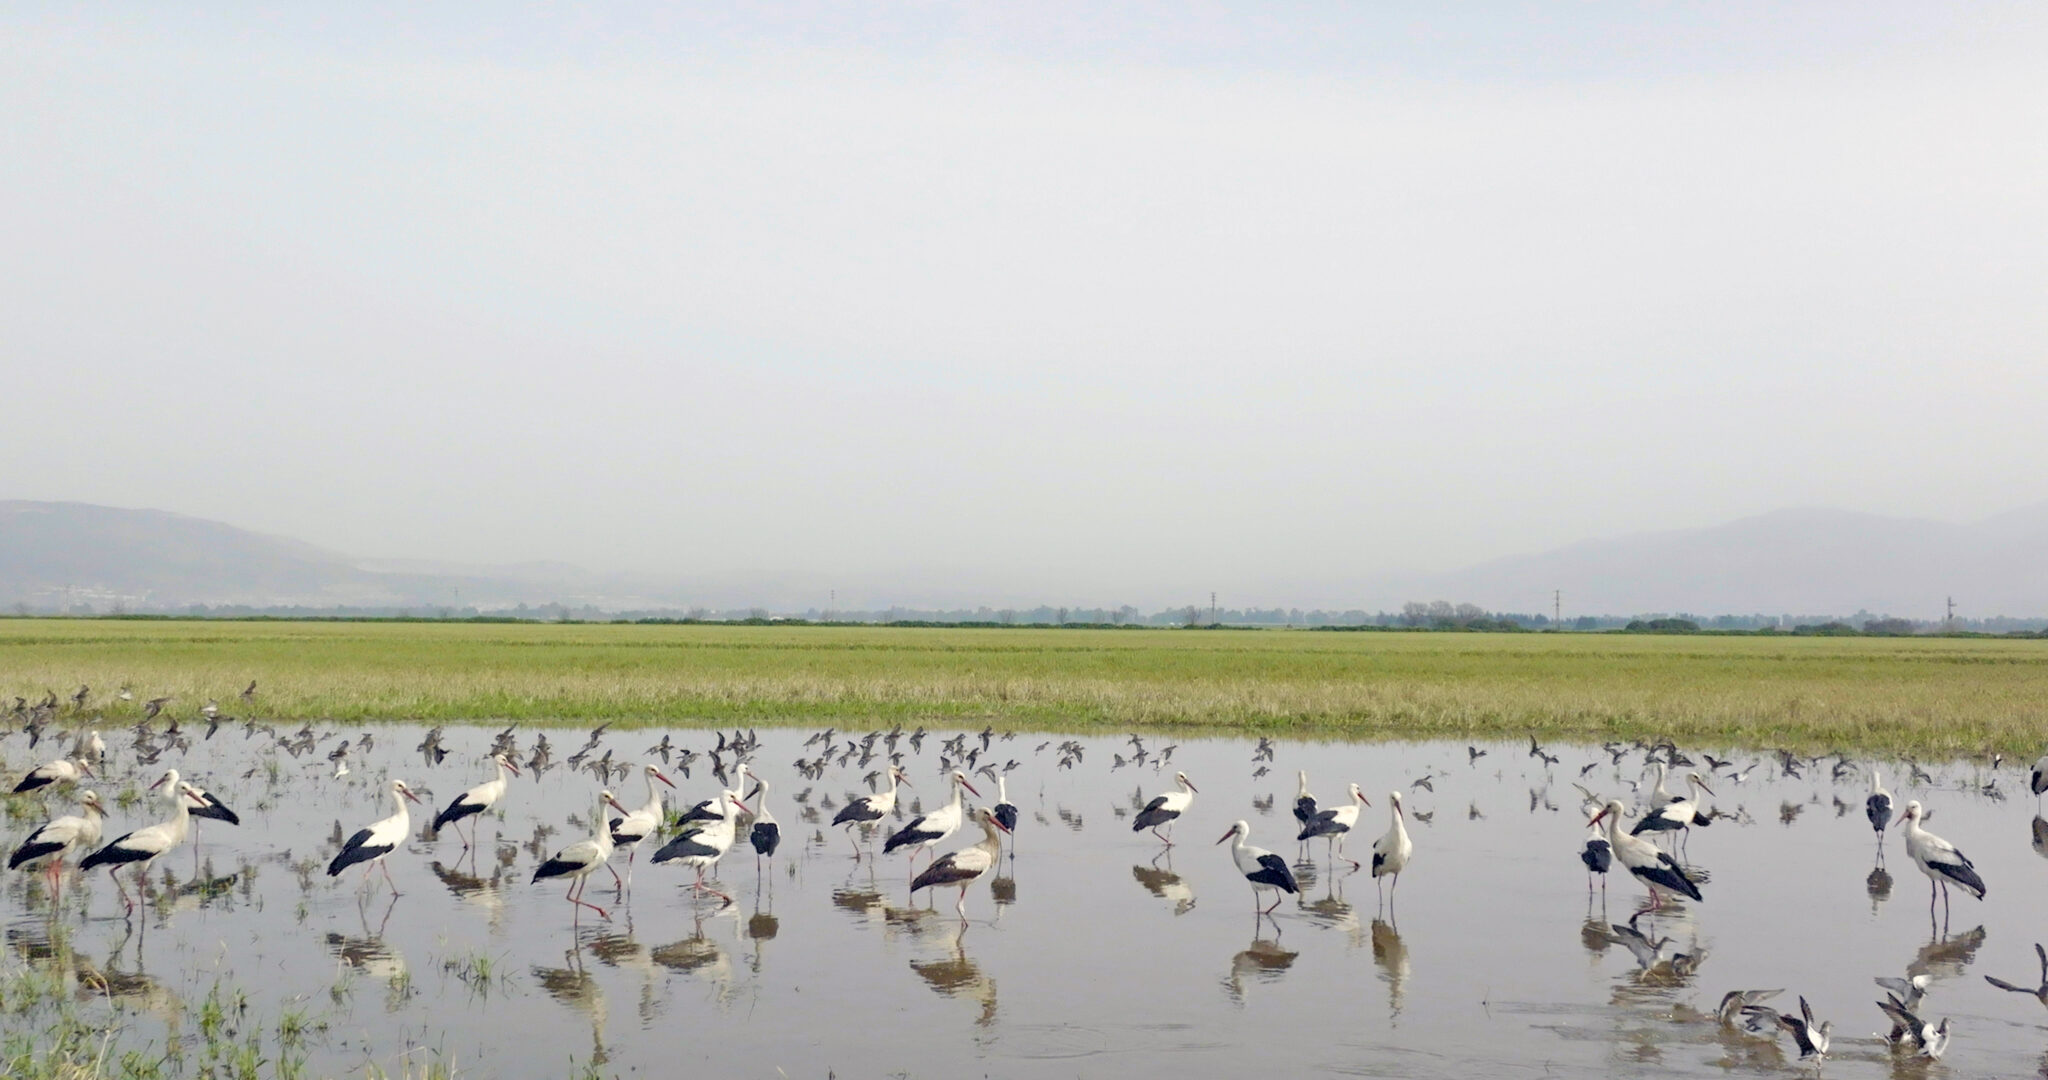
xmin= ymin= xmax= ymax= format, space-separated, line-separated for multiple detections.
xmin=5 ymin=604 xmax=2045 ymax=638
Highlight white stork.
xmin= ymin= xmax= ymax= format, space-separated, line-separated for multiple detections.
xmin=912 ymin=806 xmax=1011 ymax=919
xmin=1371 ymin=791 xmax=1414 ymax=904
xmin=2033 ymin=751 xmax=2048 ymax=805
xmin=604 ymin=763 xmax=677 ymax=889
xmin=885 ymin=770 xmax=980 ymax=875
xmin=12 ymin=757 xmax=95 ymax=795
xmin=1296 ymin=782 xmax=1370 ymax=868
xmin=1589 ymin=799 xmax=1701 ymax=910
xmin=433 ymin=753 xmax=522 ymax=851
xmin=652 ymin=788 xmax=750 ymax=903
xmin=1866 ymin=770 xmax=1893 ymax=850
xmin=8 ymin=789 xmax=106 ymax=897
xmin=78 ymin=770 xmax=193 ymax=913
xmin=1895 ymin=800 xmax=1985 ymax=920
xmin=532 ymin=790 xmax=631 ymax=921
xmin=1132 ymin=772 xmax=1198 ymax=845
xmin=830 ymin=765 xmax=909 ymax=859
xmin=327 ymin=779 xmax=425 ymax=894
xmin=1218 ymin=819 xmax=1299 ymax=914
xmin=1631 ymin=771 xmax=1713 ymax=850
xmin=746 ymin=775 xmax=781 ymax=873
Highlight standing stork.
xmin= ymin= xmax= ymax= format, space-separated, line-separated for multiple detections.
xmin=2032 ymin=750 xmax=2048 ymax=806
xmin=8 ymin=790 xmax=106 ymax=898
xmin=1297 ymin=783 xmax=1370 ymax=868
xmin=911 ymin=806 xmax=1011 ymax=919
xmin=652 ymin=788 xmax=750 ymax=904
xmin=327 ymin=779 xmax=425 ymax=894
xmin=1580 ymin=822 xmax=1613 ymax=897
xmin=183 ymin=779 xmax=242 ymax=873
xmin=532 ymin=791 xmax=631 ymax=921
xmin=1370 ymin=791 xmax=1414 ymax=905
xmin=992 ymin=775 xmax=1019 ymax=843
xmin=1631 ymin=771 xmax=1713 ymax=853
xmin=433 ymin=753 xmax=522 ymax=851
xmin=604 ymin=763 xmax=676 ymax=891
xmin=831 ymin=765 xmax=908 ymax=859
xmin=1292 ymin=771 xmax=1318 ymax=855
xmin=1218 ymin=819 xmax=1299 ymax=915
xmin=1866 ymin=770 xmax=1893 ymax=856
xmin=1895 ymin=800 xmax=1985 ymax=922
xmin=746 ymin=775 xmax=781 ymax=875
xmin=885 ymin=770 xmax=980 ymax=876
xmin=12 ymin=757 xmax=95 ymax=795
xmin=78 ymin=771 xmax=193 ymax=914
xmin=1589 ymin=799 xmax=1701 ymax=910
xmin=1132 ymin=772 xmax=1198 ymax=846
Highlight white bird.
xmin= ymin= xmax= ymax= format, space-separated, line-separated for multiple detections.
xmin=1218 ymin=819 xmax=1299 ymax=915
xmin=885 ymin=770 xmax=980 ymax=874
xmin=912 ymin=806 xmax=1011 ymax=918
xmin=1631 ymin=771 xmax=1713 ymax=849
xmin=327 ymin=779 xmax=425 ymax=893
xmin=1296 ymin=782 xmax=1370 ymax=868
xmin=830 ymin=765 xmax=909 ymax=859
xmin=604 ymin=763 xmax=677 ymax=889
xmin=1876 ymin=994 xmax=1948 ymax=1059
xmin=2032 ymin=751 xmax=2048 ymax=804
xmin=652 ymin=788 xmax=750 ymax=903
xmin=1642 ymin=762 xmax=1677 ymax=813
xmin=12 ymin=757 xmax=95 ymax=795
xmin=72 ymin=729 xmax=105 ymax=765
xmin=1132 ymin=772 xmax=1198 ymax=845
xmin=433 ymin=753 xmax=522 ymax=851
xmin=1370 ymin=791 xmax=1415 ymax=904
xmin=7 ymin=790 xmax=107 ymax=897
xmin=79 ymin=771 xmax=193 ymax=913
xmin=746 ymin=775 xmax=781 ymax=872
xmin=1895 ymin=800 xmax=1985 ymax=920
xmin=1866 ymin=770 xmax=1893 ymax=845
xmin=533 ymin=791 xmax=631 ymax=921
xmin=1589 ymin=799 xmax=1702 ymax=910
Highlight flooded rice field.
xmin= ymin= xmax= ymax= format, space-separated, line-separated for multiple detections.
xmin=6 ymin=724 xmax=2048 ymax=1079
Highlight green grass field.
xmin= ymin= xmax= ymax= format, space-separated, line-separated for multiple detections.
xmin=1 ymin=619 xmax=2043 ymax=754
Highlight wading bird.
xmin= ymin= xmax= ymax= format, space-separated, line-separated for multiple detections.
xmin=1133 ymin=772 xmax=1198 ymax=845
xmin=1589 ymin=799 xmax=1702 ymax=910
xmin=911 ymin=806 xmax=1011 ymax=919
xmin=652 ymin=788 xmax=750 ymax=904
xmin=1371 ymin=791 xmax=1414 ymax=905
xmin=532 ymin=791 xmax=631 ymax=921
xmin=1631 ymin=771 xmax=1713 ymax=850
xmin=992 ymin=775 xmax=1018 ymax=839
xmin=1297 ymin=783 xmax=1369 ymax=869
xmin=604 ymin=763 xmax=677 ymax=890
xmin=831 ymin=765 xmax=908 ymax=859
xmin=12 ymin=756 xmax=95 ymax=795
xmin=79 ymin=771 xmax=194 ymax=914
xmin=1894 ymin=800 xmax=1985 ymax=921
xmin=434 ymin=753 xmax=523 ymax=851
xmin=1580 ymin=824 xmax=1613 ymax=896
xmin=885 ymin=770 xmax=980 ymax=875
xmin=328 ymin=780 xmax=425 ymax=894
xmin=1876 ymin=994 xmax=1949 ymax=1059
xmin=747 ymin=775 xmax=781 ymax=873
xmin=1218 ymin=819 xmax=1298 ymax=915
xmin=1743 ymin=996 xmax=1830 ymax=1060
xmin=1866 ymin=770 xmax=1893 ymax=852
xmin=7 ymin=790 xmax=106 ymax=898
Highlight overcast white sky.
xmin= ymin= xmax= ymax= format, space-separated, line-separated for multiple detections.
xmin=4 ymin=4 xmax=2045 ymax=608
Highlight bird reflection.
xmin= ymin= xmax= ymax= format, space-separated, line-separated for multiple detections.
xmin=1132 ymin=853 xmax=1196 ymax=915
xmin=1298 ymin=879 xmax=1362 ymax=948
xmin=650 ymin=910 xmax=734 ymax=993
xmin=1908 ymin=924 xmax=1987 ymax=984
xmin=831 ymin=877 xmax=887 ymax=928
xmin=1581 ymin=916 xmax=1614 ymax=960
xmin=1867 ymin=863 xmax=1893 ymax=913
xmin=2031 ymin=816 xmax=2048 ymax=860
xmin=1372 ymin=918 xmax=1409 ymax=1019
xmin=530 ymin=945 xmax=607 ymax=1067
xmin=747 ymin=898 xmax=779 ymax=974
xmin=910 ymin=922 xmax=997 ymax=1025
xmin=990 ymin=874 xmax=1017 ymax=908
xmin=1224 ymin=930 xmax=1298 ymax=1003
xmin=430 ymin=859 xmax=509 ymax=932
xmin=326 ymin=894 xmax=407 ymax=1005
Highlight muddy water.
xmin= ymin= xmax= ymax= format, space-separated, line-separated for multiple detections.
xmin=5 ymin=727 xmax=2048 ymax=1079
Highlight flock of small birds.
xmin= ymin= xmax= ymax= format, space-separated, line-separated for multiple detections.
xmin=10 ymin=684 xmax=2048 ymax=1068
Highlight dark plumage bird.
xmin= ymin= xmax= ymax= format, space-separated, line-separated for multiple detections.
xmin=1986 ymin=942 xmax=2048 ymax=1007
xmin=910 ymin=807 xmax=1009 ymax=918
xmin=1131 ymin=772 xmax=1198 ymax=845
xmin=327 ymin=780 xmax=424 ymax=890
xmin=1218 ymin=820 xmax=1298 ymax=914
xmin=1742 ymin=996 xmax=1830 ymax=1060
xmin=1580 ymin=834 xmax=1613 ymax=894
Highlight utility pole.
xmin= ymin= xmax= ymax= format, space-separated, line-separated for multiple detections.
xmin=1210 ymin=591 xmax=1217 ymax=624
xmin=1946 ymin=596 xmax=1956 ymax=632
xmin=1554 ymin=589 xmax=1561 ymax=629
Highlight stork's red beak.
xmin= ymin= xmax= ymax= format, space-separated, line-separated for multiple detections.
xmin=656 ymin=771 xmax=676 ymax=788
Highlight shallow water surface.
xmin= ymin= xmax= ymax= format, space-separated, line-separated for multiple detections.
xmin=5 ymin=726 xmax=2048 ymax=1078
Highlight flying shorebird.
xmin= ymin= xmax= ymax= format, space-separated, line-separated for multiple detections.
xmin=1876 ymin=994 xmax=1949 ymax=1059
xmin=1742 ymin=995 xmax=1831 ymax=1060
xmin=1985 ymin=942 xmax=2048 ymax=1008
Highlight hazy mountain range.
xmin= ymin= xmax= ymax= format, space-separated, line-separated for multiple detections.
xmin=3 ymin=499 xmax=2044 ymax=619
